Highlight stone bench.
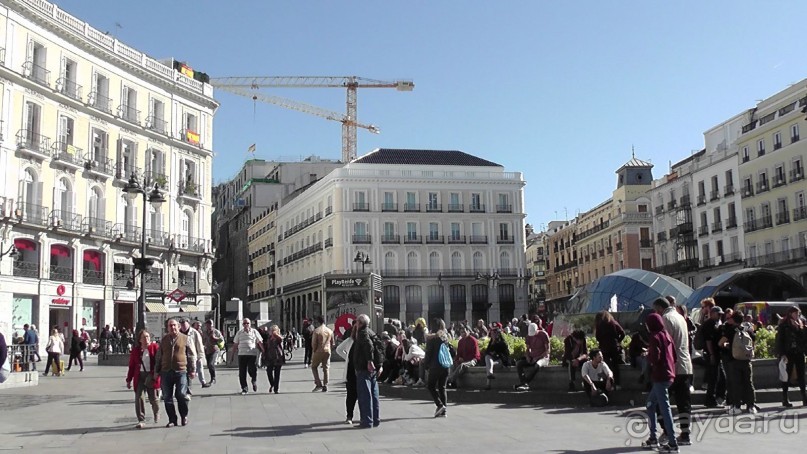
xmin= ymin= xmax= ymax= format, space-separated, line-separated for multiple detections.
xmin=454 ymin=359 xmax=784 ymax=392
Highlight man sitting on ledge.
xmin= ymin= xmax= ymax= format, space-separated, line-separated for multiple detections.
xmin=581 ymin=349 xmax=614 ymax=407
xmin=447 ymin=326 xmax=480 ymax=389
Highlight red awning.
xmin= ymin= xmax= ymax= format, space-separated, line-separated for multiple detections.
xmin=14 ymin=238 xmax=37 ymax=251
xmin=50 ymin=244 xmax=71 ymax=257
xmin=83 ymin=250 xmax=102 ymax=271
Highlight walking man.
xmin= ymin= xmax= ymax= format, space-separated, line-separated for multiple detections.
xmin=179 ymin=319 xmax=206 ymax=397
xmin=654 ymin=297 xmax=693 ymax=446
xmin=231 ymin=318 xmax=264 ymax=395
xmin=310 ymin=316 xmax=334 ymax=392
xmin=154 ymin=318 xmax=195 ymax=427
xmin=352 ymin=314 xmax=380 ymax=428
xmin=79 ymin=328 xmax=90 ymax=361
xmin=23 ymin=324 xmax=39 ymax=371
xmin=202 ymin=319 xmax=223 ymax=387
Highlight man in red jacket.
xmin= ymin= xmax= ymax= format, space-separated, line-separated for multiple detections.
xmin=447 ymin=326 xmax=480 ymax=389
xmin=642 ymin=313 xmax=679 ymax=453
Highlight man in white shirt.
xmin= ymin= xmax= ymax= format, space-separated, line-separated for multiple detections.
xmin=231 ymin=318 xmax=264 ymax=395
xmin=581 ymin=349 xmax=614 ymax=406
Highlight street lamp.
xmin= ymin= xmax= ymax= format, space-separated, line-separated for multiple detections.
xmin=122 ymin=172 xmax=166 ymax=331
xmin=476 ymin=272 xmax=499 ymax=322
xmin=0 ymin=241 xmax=19 ymax=274
xmin=353 ymin=251 xmax=372 ymax=273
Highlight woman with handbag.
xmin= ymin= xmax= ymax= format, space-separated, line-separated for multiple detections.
xmin=126 ymin=329 xmax=162 ymax=429
xmin=44 ymin=329 xmax=64 ymax=376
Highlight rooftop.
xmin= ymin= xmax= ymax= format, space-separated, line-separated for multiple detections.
xmin=354 ymin=148 xmax=501 ymax=167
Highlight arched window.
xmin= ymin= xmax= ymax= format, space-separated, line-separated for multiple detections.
xmin=429 ymin=251 xmax=440 ymax=272
xmin=407 ymin=251 xmax=418 ymax=270
xmin=21 ymin=168 xmax=38 ymax=208
xmin=451 ymin=251 xmax=462 ymax=271
xmin=499 ymin=251 xmax=511 ymax=270
xmin=384 ymin=251 xmax=396 ymax=271
xmin=88 ymin=186 xmax=104 ymax=220
xmin=473 ymin=251 xmax=484 ymax=271
xmin=53 ymin=177 xmax=73 ymax=215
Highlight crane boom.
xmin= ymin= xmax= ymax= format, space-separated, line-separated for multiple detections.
xmin=210 ymin=76 xmax=413 ymax=161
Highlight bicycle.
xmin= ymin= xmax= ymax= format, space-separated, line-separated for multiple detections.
xmin=283 ymin=337 xmax=294 ymax=362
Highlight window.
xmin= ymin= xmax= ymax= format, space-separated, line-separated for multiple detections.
xmin=383 ymin=221 xmax=395 ymax=237
xmin=449 ymin=192 xmax=460 ymax=206
xmin=451 ymin=251 xmax=462 ymax=270
xmin=774 ymin=131 xmax=782 ymax=150
xmin=450 ymin=222 xmax=461 ymax=240
xmin=384 ymin=252 xmax=396 ymax=271
xmin=24 ymin=101 xmax=42 ymax=140
xmin=148 ymin=98 xmax=166 ymax=134
xmin=774 ymin=165 xmax=786 ymax=185
xmin=792 ymin=124 xmax=800 ymax=143
xmin=117 ymin=139 xmax=136 ymax=178
xmin=472 ymin=251 xmax=484 ymax=271
xmin=383 ymin=191 xmax=394 ymax=211
xmin=91 ymin=72 xmax=111 ymax=113
xmin=725 ymin=169 xmax=733 ymax=186
xmin=407 ymin=251 xmax=418 ymax=270
xmin=406 ymin=222 xmax=418 ymax=240
xmin=497 ymin=193 xmax=510 ymax=212
xmin=429 ymin=222 xmax=439 ymax=240
xmin=427 ymin=192 xmax=438 ymax=210
xmin=353 ymin=221 xmax=367 ymax=237
xmin=742 ymin=146 xmax=750 ymax=163
xmin=90 ymin=128 xmax=108 ymax=163
xmin=56 ymin=114 xmax=75 ymax=152
xmin=500 ymin=251 xmax=511 ymax=270
xmin=757 ymin=139 xmax=765 ymax=156
xmin=498 ymin=223 xmax=510 ymax=240
xmin=429 ymin=251 xmax=440 ymax=272
xmin=59 ymin=58 xmax=80 ymax=100
xmin=471 ymin=193 xmax=482 ymax=210
xmin=120 ymin=85 xmax=138 ymax=123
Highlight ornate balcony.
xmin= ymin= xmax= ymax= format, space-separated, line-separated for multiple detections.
xmin=13 ymin=260 xmax=39 ymax=279
xmin=353 ymin=202 xmax=370 ymax=212
xmin=51 ymin=210 xmax=83 ymax=232
xmin=82 ymin=153 xmax=114 ymax=178
xmin=15 ymin=202 xmax=49 ymax=227
xmin=469 ymin=204 xmax=486 ymax=213
xmin=426 ymin=235 xmax=444 ymax=244
xmin=496 ymin=204 xmax=513 ymax=213
xmin=51 ymin=142 xmax=84 ymax=170
xmin=403 ymin=203 xmax=420 ymax=212
xmin=447 ymin=204 xmax=464 ymax=213
xmin=117 ymin=105 xmax=140 ymax=125
xmin=56 ymin=78 xmax=82 ymax=101
xmin=381 ymin=202 xmax=398 ymax=212
xmin=23 ymin=61 xmax=50 ymax=86
xmin=145 ymin=115 xmax=168 ymax=135
xmin=381 ymin=234 xmax=400 ymax=244
xmin=426 ymin=204 xmax=442 ymax=213
xmin=16 ymin=129 xmax=52 ymax=160
xmin=49 ymin=264 xmax=74 ymax=282
xmin=352 ymin=234 xmax=372 ymax=244
xmin=89 ymin=91 xmax=113 ymax=114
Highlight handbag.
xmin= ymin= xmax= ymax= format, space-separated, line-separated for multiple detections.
xmin=778 ymin=357 xmax=788 ymax=382
xmin=140 ymin=356 xmax=155 ymax=388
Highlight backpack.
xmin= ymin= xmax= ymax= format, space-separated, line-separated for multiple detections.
xmin=732 ymin=327 xmax=754 ymax=361
xmin=370 ymin=334 xmax=386 ymax=369
xmin=693 ymin=325 xmax=705 ymax=351
xmin=438 ymin=342 xmax=452 ymax=368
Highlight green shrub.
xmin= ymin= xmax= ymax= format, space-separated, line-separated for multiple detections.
xmin=754 ymin=326 xmax=776 ymax=359
xmin=549 ymin=336 xmax=565 ymax=365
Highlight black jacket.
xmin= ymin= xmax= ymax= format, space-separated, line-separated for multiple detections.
xmin=351 ymin=326 xmax=375 ymax=372
xmin=485 ymin=335 xmax=510 ymax=364
xmin=423 ymin=333 xmax=451 ymax=370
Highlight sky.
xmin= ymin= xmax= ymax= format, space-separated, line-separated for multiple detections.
xmin=54 ymin=0 xmax=807 ymax=230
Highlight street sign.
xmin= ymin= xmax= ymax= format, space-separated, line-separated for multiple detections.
xmin=167 ymin=288 xmax=187 ymax=303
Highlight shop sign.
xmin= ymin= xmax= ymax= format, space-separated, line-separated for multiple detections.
xmin=325 ymin=277 xmax=366 ymax=289
xmin=52 ymin=284 xmax=71 ymax=306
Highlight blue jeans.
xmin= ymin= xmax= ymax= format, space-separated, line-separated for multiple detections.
xmin=647 ymin=381 xmax=676 ymax=447
xmin=160 ymin=370 xmax=189 ymax=423
xmin=355 ymin=370 xmax=380 ymax=427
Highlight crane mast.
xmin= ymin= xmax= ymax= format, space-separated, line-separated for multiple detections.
xmin=210 ymin=76 xmax=413 ymax=162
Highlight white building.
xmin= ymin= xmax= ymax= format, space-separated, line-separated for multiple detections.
xmin=0 ymin=0 xmax=218 ymax=345
xmin=274 ymin=148 xmax=529 ymax=328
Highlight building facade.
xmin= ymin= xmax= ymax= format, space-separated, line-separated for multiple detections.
xmin=0 ymin=0 xmax=218 ymax=344
xmin=525 ymin=224 xmax=548 ymax=308
xmin=273 ymin=148 xmax=529 ymax=329
xmin=737 ymin=82 xmax=807 ymax=285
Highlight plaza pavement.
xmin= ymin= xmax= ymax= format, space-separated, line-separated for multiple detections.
xmin=0 ymin=351 xmax=805 ymax=453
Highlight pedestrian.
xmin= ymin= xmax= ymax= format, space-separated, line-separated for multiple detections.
xmin=231 ymin=318 xmax=264 ymax=395
xmin=180 ymin=319 xmax=207 ymax=395
xmin=641 ymin=313 xmax=679 ymax=453
xmin=310 ymin=316 xmax=334 ymax=392
xmin=594 ymin=310 xmax=625 ymax=388
xmin=653 ymin=296 xmax=693 ymax=446
xmin=23 ymin=324 xmax=39 ymax=370
xmin=0 ymin=330 xmax=9 ymax=384
xmin=302 ymin=318 xmax=313 ymax=367
xmin=514 ymin=321 xmax=550 ymax=391
xmin=44 ymin=328 xmax=64 ymax=377
xmin=447 ymin=326 xmax=480 ymax=389
xmin=126 ymin=329 xmax=161 ymax=429
xmin=263 ymin=324 xmax=285 ymax=394
xmin=66 ymin=329 xmax=84 ymax=371
xmin=202 ymin=319 xmax=223 ymax=387
xmin=336 ymin=322 xmax=358 ymax=424
xmin=154 ymin=318 xmax=195 ymax=427
xmin=352 ymin=313 xmax=380 ymax=428
xmin=701 ymin=306 xmax=726 ymax=407
xmin=776 ymin=305 xmax=807 ymax=407
xmin=79 ymin=328 xmax=90 ymax=361
xmin=483 ymin=325 xmax=510 ymax=390
xmin=424 ymin=318 xmax=452 ymax=417
xmin=563 ymin=329 xmax=589 ymax=391
xmin=99 ymin=325 xmax=111 ymax=360
xmin=720 ymin=312 xmax=757 ymax=415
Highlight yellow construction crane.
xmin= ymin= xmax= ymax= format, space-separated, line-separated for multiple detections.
xmin=210 ymin=76 xmax=414 ymax=162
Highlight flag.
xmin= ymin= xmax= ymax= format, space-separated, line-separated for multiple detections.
xmin=247 ymin=143 xmax=256 ymax=153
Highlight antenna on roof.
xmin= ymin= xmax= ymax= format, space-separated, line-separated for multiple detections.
xmin=631 ymin=145 xmax=635 ymax=158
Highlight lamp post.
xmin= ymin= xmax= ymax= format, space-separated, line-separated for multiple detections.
xmin=476 ymin=271 xmax=499 ymax=323
xmin=353 ymin=251 xmax=372 ymax=273
xmin=122 ymin=173 xmax=166 ymax=332
xmin=0 ymin=241 xmax=19 ymax=274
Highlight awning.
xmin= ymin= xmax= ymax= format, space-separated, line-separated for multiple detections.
xmin=178 ymin=305 xmax=200 ymax=312
xmin=145 ymin=302 xmax=168 ymax=312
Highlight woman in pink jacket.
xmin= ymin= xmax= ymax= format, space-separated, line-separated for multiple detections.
xmin=126 ymin=329 xmax=162 ymax=429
